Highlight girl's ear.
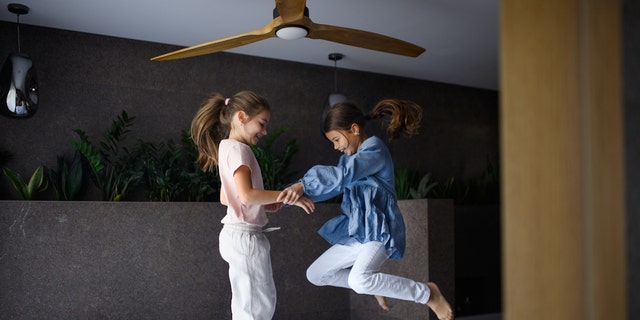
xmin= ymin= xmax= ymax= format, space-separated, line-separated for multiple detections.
xmin=236 ymin=110 xmax=247 ymax=125
xmin=350 ymin=123 xmax=360 ymax=136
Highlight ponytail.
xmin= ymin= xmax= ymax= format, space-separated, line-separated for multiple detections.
xmin=191 ymin=90 xmax=270 ymax=172
xmin=191 ymin=93 xmax=226 ymax=172
xmin=369 ymin=99 xmax=423 ymax=141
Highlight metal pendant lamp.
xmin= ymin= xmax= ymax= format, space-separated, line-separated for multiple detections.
xmin=1 ymin=3 xmax=39 ymax=118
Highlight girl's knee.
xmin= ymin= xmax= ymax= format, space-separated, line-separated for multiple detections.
xmin=348 ymin=272 xmax=374 ymax=294
xmin=306 ymin=265 xmax=324 ymax=286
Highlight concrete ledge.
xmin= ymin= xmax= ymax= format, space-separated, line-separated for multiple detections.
xmin=0 ymin=200 xmax=452 ymax=320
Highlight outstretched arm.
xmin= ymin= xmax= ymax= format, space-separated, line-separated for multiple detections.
xmin=234 ymin=166 xmax=314 ymax=214
xmin=234 ymin=165 xmax=284 ymax=205
xmin=290 ymin=195 xmax=315 ymax=214
xmin=277 ymin=182 xmax=305 ymax=204
xmin=300 ymin=138 xmax=388 ymax=200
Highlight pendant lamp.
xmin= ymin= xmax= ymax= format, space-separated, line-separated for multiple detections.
xmin=326 ymin=53 xmax=346 ymax=108
xmin=1 ymin=3 xmax=39 ymax=118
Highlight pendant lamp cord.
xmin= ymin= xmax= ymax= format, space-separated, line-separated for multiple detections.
xmin=15 ymin=11 xmax=22 ymax=53
xmin=333 ymin=58 xmax=338 ymax=92
xmin=16 ymin=15 xmax=21 ymax=53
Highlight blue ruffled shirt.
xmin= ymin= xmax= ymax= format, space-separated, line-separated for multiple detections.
xmin=300 ymin=136 xmax=406 ymax=260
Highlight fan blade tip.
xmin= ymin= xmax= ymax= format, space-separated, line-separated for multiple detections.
xmin=150 ymin=53 xmax=172 ymax=61
xmin=412 ymin=49 xmax=426 ymax=57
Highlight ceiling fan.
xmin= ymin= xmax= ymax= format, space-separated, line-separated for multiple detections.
xmin=151 ymin=0 xmax=425 ymax=61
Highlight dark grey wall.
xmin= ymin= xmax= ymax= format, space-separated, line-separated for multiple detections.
xmin=0 ymin=21 xmax=499 ymax=201
xmin=623 ymin=0 xmax=639 ymax=319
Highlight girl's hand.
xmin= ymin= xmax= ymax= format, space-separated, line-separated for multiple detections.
xmin=293 ymin=195 xmax=315 ymax=214
xmin=277 ymin=182 xmax=305 ymax=204
xmin=264 ymin=202 xmax=284 ymax=212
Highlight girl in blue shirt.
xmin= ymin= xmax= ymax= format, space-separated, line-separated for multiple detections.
xmin=279 ymin=99 xmax=453 ymax=320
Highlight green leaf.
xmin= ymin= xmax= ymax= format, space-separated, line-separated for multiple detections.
xmin=67 ymin=151 xmax=84 ymax=200
xmin=3 ymin=167 xmax=28 ymax=199
xmin=409 ymin=173 xmax=439 ymax=199
xmin=26 ymin=166 xmax=48 ymax=198
xmin=2 ymin=166 xmax=48 ymax=200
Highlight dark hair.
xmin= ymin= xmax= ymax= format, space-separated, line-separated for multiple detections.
xmin=323 ymin=99 xmax=423 ymax=141
xmin=190 ymin=90 xmax=270 ymax=172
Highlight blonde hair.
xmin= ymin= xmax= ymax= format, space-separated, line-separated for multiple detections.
xmin=323 ymin=99 xmax=423 ymax=141
xmin=190 ymin=90 xmax=270 ymax=172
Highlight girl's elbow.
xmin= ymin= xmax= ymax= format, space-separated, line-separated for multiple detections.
xmin=238 ymin=195 xmax=250 ymax=205
xmin=237 ymin=192 xmax=253 ymax=205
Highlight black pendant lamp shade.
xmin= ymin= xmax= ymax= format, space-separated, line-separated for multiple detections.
xmin=1 ymin=3 xmax=39 ymax=118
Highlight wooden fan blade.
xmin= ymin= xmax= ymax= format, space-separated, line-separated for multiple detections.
xmin=151 ymin=22 xmax=277 ymax=61
xmin=275 ymin=0 xmax=307 ymax=23
xmin=307 ymin=22 xmax=425 ymax=57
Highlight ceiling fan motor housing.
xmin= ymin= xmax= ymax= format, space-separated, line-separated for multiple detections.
xmin=273 ymin=6 xmax=310 ymax=39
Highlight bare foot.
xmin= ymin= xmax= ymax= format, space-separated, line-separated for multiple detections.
xmin=374 ymin=295 xmax=390 ymax=311
xmin=426 ymin=282 xmax=453 ymax=320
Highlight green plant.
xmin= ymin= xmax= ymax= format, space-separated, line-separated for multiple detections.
xmin=48 ymin=150 xmax=84 ymax=201
xmin=425 ymin=158 xmax=500 ymax=205
xmin=2 ymin=165 xmax=48 ymax=200
xmin=250 ymin=126 xmax=298 ymax=190
xmin=409 ymin=172 xmax=438 ymax=199
xmin=70 ymin=110 xmax=143 ymax=201
xmin=136 ymin=139 xmax=183 ymax=202
xmin=430 ymin=176 xmax=458 ymax=199
xmin=395 ymin=168 xmax=420 ymax=200
xmin=179 ymin=130 xmax=218 ymax=202
xmin=131 ymin=130 xmax=219 ymax=202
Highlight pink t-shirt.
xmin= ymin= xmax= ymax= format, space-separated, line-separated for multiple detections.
xmin=218 ymin=139 xmax=268 ymax=227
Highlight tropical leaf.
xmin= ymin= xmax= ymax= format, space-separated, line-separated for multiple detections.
xmin=2 ymin=166 xmax=48 ymax=200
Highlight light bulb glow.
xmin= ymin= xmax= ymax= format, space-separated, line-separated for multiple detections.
xmin=276 ymin=26 xmax=308 ymax=40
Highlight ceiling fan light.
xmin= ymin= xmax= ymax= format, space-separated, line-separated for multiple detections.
xmin=276 ymin=26 xmax=308 ymax=40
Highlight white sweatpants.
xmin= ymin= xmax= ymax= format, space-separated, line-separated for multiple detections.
xmin=219 ymin=224 xmax=276 ymax=320
xmin=306 ymin=239 xmax=430 ymax=304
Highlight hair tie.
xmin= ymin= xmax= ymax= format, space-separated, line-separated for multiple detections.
xmin=225 ymin=98 xmax=230 ymax=106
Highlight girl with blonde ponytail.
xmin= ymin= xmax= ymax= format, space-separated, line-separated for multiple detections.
xmin=191 ymin=90 xmax=314 ymax=320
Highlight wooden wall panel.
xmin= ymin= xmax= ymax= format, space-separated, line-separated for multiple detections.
xmin=500 ymin=0 xmax=625 ymax=319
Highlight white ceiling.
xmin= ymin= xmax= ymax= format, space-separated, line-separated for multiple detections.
xmin=0 ymin=0 xmax=499 ymax=90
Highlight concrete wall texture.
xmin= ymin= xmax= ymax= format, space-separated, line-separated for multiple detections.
xmin=0 ymin=199 xmax=453 ymax=320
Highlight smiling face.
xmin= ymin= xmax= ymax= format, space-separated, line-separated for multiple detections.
xmin=324 ymin=123 xmax=363 ymax=155
xmin=233 ymin=108 xmax=270 ymax=146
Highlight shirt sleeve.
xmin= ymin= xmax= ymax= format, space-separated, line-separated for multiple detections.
xmin=227 ymin=143 xmax=254 ymax=177
xmin=301 ymin=138 xmax=386 ymax=201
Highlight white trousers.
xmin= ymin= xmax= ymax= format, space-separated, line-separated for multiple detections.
xmin=306 ymin=239 xmax=430 ymax=304
xmin=219 ymin=224 xmax=276 ymax=320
